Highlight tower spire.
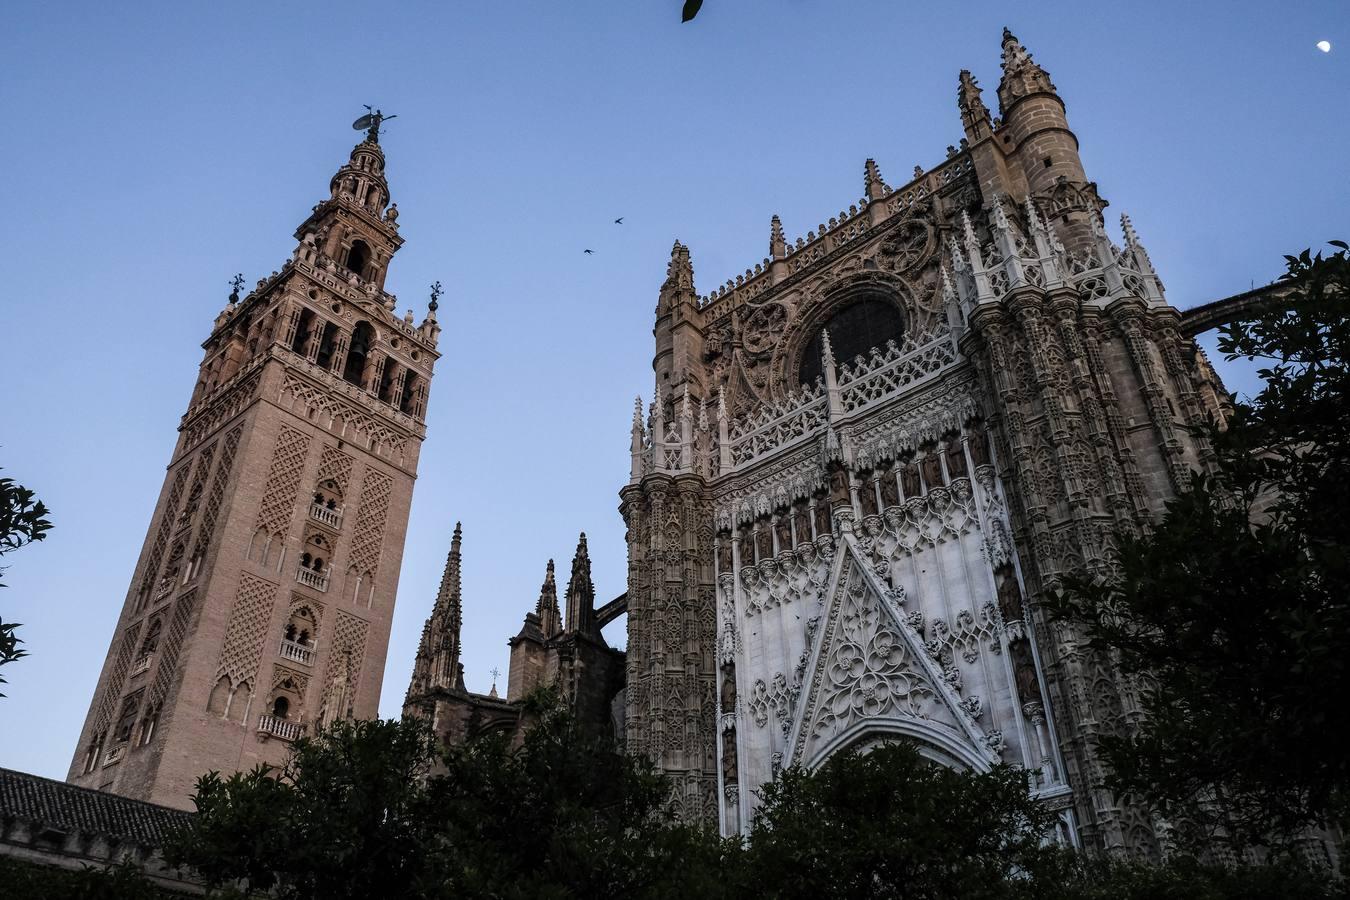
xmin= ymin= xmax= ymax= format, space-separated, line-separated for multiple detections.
xmin=863 ymin=159 xmax=890 ymax=202
xmin=537 ymin=558 xmax=561 ymax=638
xmin=958 ymin=70 xmax=992 ymax=142
xmin=769 ymin=215 xmax=786 ymax=259
xmin=417 ymin=522 xmax=465 ymax=691
xmin=997 ymin=27 xmax=1057 ymax=115
xmin=565 ymin=532 xmax=596 ymax=637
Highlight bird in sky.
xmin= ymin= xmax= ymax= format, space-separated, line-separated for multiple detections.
xmin=584 ymin=249 xmax=595 ymax=254
xmin=614 ymin=217 xmax=624 ymax=224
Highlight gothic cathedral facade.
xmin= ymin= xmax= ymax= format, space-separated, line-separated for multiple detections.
xmin=620 ymin=30 xmax=1227 ymax=853
xmin=66 ymin=129 xmax=441 ymax=809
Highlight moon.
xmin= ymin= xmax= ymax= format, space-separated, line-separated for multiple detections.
xmin=1317 ymin=40 xmax=1332 ymax=52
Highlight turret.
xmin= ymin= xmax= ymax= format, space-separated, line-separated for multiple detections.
xmin=993 ymin=28 xmax=1099 ymax=252
xmin=653 ymin=241 xmax=707 ymax=416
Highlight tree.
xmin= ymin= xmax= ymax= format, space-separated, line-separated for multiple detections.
xmin=0 ymin=467 xmax=52 ymax=694
xmin=1051 ymin=243 xmax=1350 ymax=849
xmin=422 ymin=694 xmax=731 ymax=900
xmin=738 ymin=743 xmax=1342 ymax=899
xmin=166 ymin=695 xmax=731 ymax=900
xmin=738 ymin=742 xmax=1068 ymax=899
xmin=164 ymin=717 xmax=439 ymax=899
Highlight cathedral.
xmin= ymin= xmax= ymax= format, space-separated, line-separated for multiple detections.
xmin=55 ymin=28 xmax=1242 ymax=860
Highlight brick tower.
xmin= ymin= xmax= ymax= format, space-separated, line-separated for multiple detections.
xmin=66 ymin=117 xmax=440 ymax=809
xmin=621 ymin=30 xmax=1228 ymax=852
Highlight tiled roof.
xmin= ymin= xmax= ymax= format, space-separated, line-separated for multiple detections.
xmin=0 ymin=768 xmax=192 ymax=847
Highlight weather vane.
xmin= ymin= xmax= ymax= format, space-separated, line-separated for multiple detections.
xmin=489 ymin=666 xmax=500 ymax=684
xmin=228 ymin=272 xmax=245 ymax=302
xmin=429 ymin=280 xmax=442 ymax=312
xmin=352 ymin=105 xmax=397 ymax=143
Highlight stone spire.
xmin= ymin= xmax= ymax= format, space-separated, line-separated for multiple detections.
xmin=769 ymin=215 xmax=787 ymax=259
xmin=537 ymin=559 xmax=561 ymax=638
xmin=997 ymin=27 xmax=1057 ymax=114
xmin=564 ymin=532 xmax=597 ymax=638
xmin=958 ymin=70 xmax=992 ymax=142
xmin=863 ymin=159 xmax=890 ymax=202
xmin=410 ymin=522 xmax=465 ymax=695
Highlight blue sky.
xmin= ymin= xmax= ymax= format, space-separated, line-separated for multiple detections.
xmin=0 ymin=1 xmax=1344 ymax=780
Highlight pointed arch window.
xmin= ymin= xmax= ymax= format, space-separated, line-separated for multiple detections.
xmin=345 ymin=240 xmax=370 ymax=279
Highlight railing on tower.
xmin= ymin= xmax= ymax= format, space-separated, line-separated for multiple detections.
xmin=295 ymin=567 xmax=329 ymax=592
xmin=257 ymin=715 xmax=304 ymax=742
xmin=279 ymin=638 xmax=315 ymax=665
xmin=309 ymin=502 xmax=342 ymax=529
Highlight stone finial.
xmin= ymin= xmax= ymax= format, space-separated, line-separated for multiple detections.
xmin=770 ymin=215 xmax=786 ymax=260
xmin=864 ymin=159 xmax=890 ymax=202
xmin=1023 ymin=198 xmax=1047 ymax=235
xmin=941 ymin=266 xmax=959 ymax=305
xmin=820 ymin=327 xmax=837 ymax=371
xmin=958 ymin=70 xmax=992 ymax=141
xmin=664 ymin=240 xmax=695 ymax=293
xmin=961 ymin=210 xmax=981 ymax=253
xmin=698 ymin=395 xmax=710 ymax=432
xmin=632 ymin=395 xmax=645 ymax=431
xmin=1120 ymin=213 xmax=1141 ymax=249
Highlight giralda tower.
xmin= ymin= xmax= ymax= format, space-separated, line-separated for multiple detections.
xmin=66 ymin=118 xmax=439 ymax=809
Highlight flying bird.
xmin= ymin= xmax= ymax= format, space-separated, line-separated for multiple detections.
xmin=614 ymin=217 xmax=624 ymax=224
xmin=584 ymin=249 xmax=595 ymax=255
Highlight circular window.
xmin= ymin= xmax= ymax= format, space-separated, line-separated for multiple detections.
xmin=308 ymin=289 xmax=319 ymax=300
xmin=411 ymin=350 xmax=421 ymax=361
xmin=798 ymin=295 xmax=904 ymax=386
xmin=390 ymin=337 xmax=401 ymax=349
xmin=330 ymin=302 xmax=342 ymax=314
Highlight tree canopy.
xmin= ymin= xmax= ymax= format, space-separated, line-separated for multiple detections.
xmin=1051 ymin=243 xmax=1350 ymax=849
xmin=0 ymin=467 xmax=52 ymax=694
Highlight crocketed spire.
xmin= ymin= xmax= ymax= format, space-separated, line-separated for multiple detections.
xmin=408 ymin=522 xmax=465 ymax=696
xmin=537 ymin=558 xmax=561 ymax=638
xmin=565 ymin=532 xmax=597 ymax=637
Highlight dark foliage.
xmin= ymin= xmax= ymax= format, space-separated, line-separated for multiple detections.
xmin=0 ymin=856 xmax=179 ymax=899
xmin=1051 ymin=243 xmax=1350 ymax=848
xmin=0 ymin=467 xmax=52 ymax=694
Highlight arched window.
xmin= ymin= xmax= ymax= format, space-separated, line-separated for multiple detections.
xmin=798 ymin=295 xmax=905 ymax=387
xmin=345 ymin=240 xmax=370 ymax=279
xmin=377 ymin=358 xmax=397 ymax=404
xmin=399 ymin=373 xmax=418 ymax=415
xmin=302 ymin=533 xmax=329 ymax=573
xmin=343 ymin=322 xmax=374 ymax=386
xmin=315 ymin=321 xmax=339 ymax=369
xmin=313 ymin=478 xmax=343 ymax=510
xmin=283 ymin=604 xmax=317 ymax=647
xmin=272 ymin=696 xmax=290 ymax=719
xmin=292 ymin=308 xmax=316 ymax=356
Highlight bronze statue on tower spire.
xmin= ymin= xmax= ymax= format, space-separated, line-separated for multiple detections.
xmin=352 ymin=105 xmax=397 ymax=143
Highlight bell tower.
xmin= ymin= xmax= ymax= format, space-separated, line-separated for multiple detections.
xmin=66 ymin=120 xmax=441 ymax=810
